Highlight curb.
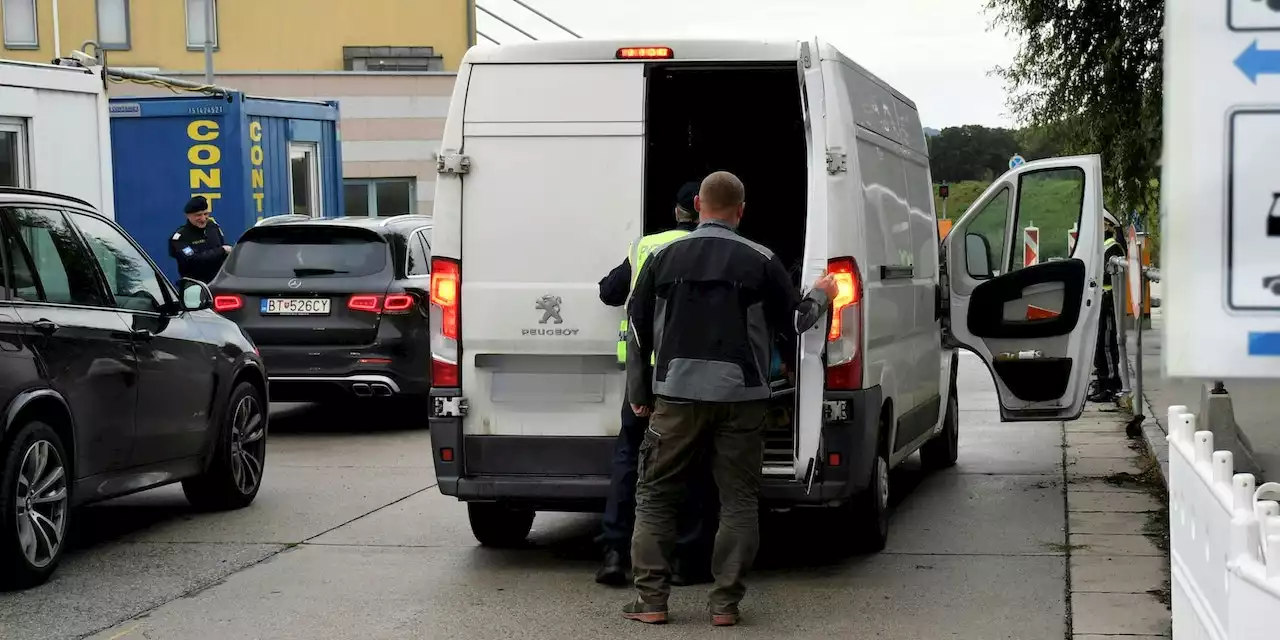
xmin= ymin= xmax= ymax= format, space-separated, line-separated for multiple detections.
xmin=1126 ymin=351 xmax=1170 ymax=487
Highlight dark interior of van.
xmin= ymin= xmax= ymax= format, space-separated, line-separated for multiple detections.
xmin=642 ymin=64 xmax=810 ymax=470
xmin=642 ymin=65 xmax=809 ymax=285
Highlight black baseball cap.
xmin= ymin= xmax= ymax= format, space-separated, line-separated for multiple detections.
xmin=184 ymin=195 xmax=210 ymax=215
xmin=676 ymin=181 xmax=700 ymax=213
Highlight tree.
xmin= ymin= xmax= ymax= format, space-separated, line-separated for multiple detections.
xmin=986 ymin=0 xmax=1163 ymax=223
xmin=928 ymin=125 xmax=1020 ymax=183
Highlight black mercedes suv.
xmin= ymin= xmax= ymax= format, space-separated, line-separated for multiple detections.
xmin=208 ymin=215 xmax=432 ymax=406
xmin=0 ymin=188 xmax=268 ymax=589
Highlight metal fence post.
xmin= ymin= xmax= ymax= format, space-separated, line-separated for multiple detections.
xmin=1110 ymin=258 xmax=1132 ymax=396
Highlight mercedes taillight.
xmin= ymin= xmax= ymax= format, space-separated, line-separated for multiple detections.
xmin=825 ymin=257 xmax=864 ymax=390
xmin=429 ymin=258 xmax=461 ymax=388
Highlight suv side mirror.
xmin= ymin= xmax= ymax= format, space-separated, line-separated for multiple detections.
xmin=179 ymin=278 xmax=213 ymax=312
xmin=965 ymin=233 xmax=994 ymax=279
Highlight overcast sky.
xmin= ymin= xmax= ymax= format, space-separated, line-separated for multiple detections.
xmin=476 ymin=0 xmax=1022 ymax=128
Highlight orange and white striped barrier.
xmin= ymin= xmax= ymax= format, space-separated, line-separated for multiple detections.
xmin=1023 ymin=223 xmax=1040 ymax=266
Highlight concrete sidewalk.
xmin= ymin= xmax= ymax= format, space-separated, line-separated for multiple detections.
xmin=1125 ymin=309 xmax=1280 ymax=481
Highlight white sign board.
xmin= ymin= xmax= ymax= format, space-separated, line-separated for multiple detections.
xmin=1164 ymin=0 xmax=1280 ymax=378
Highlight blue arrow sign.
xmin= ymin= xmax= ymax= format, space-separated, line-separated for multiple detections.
xmin=1235 ymin=40 xmax=1280 ymax=84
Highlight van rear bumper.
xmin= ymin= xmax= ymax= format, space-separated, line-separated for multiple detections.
xmin=429 ymin=386 xmax=882 ymax=511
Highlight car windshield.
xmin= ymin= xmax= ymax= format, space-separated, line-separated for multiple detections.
xmin=227 ymin=227 xmax=388 ymax=278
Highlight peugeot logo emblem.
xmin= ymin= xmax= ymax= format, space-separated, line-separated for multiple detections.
xmin=535 ymin=295 xmax=563 ymax=325
xmin=287 ymin=278 xmax=302 ymax=289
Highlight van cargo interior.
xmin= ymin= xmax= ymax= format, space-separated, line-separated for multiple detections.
xmin=642 ymin=64 xmax=809 ymax=472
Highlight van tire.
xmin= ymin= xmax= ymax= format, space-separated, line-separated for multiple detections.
xmin=468 ymin=503 xmax=535 ymax=548
xmin=842 ymin=417 xmax=891 ymax=553
xmin=920 ymin=391 xmax=959 ymax=470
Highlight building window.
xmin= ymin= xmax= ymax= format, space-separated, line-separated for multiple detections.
xmin=0 ymin=118 xmax=30 ymax=188
xmin=343 ymin=179 xmax=416 ymax=217
xmin=343 ymin=46 xmax=445 ymax=72
xmin=96 ymin=0 xmax=131 ymax=50
xmin=289 ymin=143 xmax=322 ymax=218
xmin=185 ymin=0 xmax=218 ymax=50
xmin=2 ymin=0 xmax=38 ymax=49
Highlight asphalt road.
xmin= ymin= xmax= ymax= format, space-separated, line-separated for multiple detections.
xmin=1 ymin=355 xmax=1075 ymax=640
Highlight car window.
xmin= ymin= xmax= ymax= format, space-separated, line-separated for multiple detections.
xmin=2 ymin=207 xmax=109 ymax=307
xmin=406 ymin=231 xmax=429 ymax=277
xmin=965 ymin=187 xmax=1011 ymax=279
xmin=68 ymin=212 xmax=170 ymax=313
xmin=1012 ymin=167 xmax=1086 ymax=268
xmin=226 ymin=227 xmax=389 ymax=278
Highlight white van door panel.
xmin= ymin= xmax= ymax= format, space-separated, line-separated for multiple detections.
xmin=944 ymin=155 xmax=1105 ymax=421
xmin=459 ymin=63 xmax=644 ymax=437
xmin=795 ymin=39 xmax=833 ymax=484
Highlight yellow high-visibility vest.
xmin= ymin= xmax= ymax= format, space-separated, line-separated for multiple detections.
xmin=617 ymin=229 xmax=691 ymax=364
xmin=1103 ymin=237 xmax=1119 ymax=292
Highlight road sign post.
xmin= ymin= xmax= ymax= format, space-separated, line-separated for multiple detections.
xmin=1009 ymin=154 xmax=1026 ymax=170
xmin=1164 ymin=0 xmax=1280 ymax=378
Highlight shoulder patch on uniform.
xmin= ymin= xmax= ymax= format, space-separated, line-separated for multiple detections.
xmin=172 ymin=232 xmax=181 ymax=240
xmin=181 ymin=246 xmax=195 ymax=256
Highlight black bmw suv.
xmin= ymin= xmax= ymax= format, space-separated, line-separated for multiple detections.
xmin=208 ymin=215 xmax=432 ymax=406
xmin=0 ymin=188 xmax=268 ymax=589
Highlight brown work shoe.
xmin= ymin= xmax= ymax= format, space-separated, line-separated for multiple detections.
xmin=622 ymin=599 xmax=669 ymax=625
xmin=710 ymin=607 xmax=740 ymax=627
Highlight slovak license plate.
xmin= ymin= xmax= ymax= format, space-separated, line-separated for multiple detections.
xmin=260 ymin=298 xmax=331 ymax=315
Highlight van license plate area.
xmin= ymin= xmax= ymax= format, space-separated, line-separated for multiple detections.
xmin=261 ymin=298 xmax=332 ymax=315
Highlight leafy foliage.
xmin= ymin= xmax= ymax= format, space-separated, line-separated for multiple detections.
xmin=985 ymin=0 xmax=1164 ymax=223
xmin=927 ymin=124 xmax=1067 ymax=184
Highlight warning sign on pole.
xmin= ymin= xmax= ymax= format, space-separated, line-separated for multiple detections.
xmin=1023 ymin=223 xmax=1040 ymax=266
xmin=1068 ymin=222 xmax=1079 ymax=255
xmin=1127 ymin=224 xmax=1142 ymax=317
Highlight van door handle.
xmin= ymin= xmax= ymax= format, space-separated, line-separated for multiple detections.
xmin=31 ymin=319 xmax=58 ymax=336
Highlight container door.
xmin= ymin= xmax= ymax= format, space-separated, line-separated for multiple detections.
xmin=794 ymin=39 xmax=833 ymax=484
xmin=943 ymin=155 xmax=1105 ymax=421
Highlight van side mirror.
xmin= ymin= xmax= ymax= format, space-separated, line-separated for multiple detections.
xmin=965 ymin=234 xmax=994 ymax=279
xmin=179 ymin=278 xmax=213 ymax=312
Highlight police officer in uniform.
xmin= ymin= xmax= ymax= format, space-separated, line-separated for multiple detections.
xmin=595 ymin=182 xmax=716 ymax=587
xmin=169 ymin=196 xmax=231 ymax=283
xmin=1090 ymin=213 xmax=1127 ymax=402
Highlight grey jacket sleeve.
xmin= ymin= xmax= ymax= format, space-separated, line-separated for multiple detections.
xmin=625 ymin=257 xmax=657 ymax=408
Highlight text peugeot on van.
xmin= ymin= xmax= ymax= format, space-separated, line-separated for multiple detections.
xmin=425 ymin=39 xmax=1106 ymax=551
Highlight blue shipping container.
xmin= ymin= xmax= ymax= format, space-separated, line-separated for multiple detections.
xmin=109 ymin=92 xmax=342 ymax=283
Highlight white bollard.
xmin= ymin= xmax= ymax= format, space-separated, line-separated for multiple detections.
xmin=1195 ymin=431 xmax=1215 ymax=466
xmin=1237 ymin=474 xmax=1259 ymax=513
xmin=1214 ymin=451 xmax=1234 ymax=487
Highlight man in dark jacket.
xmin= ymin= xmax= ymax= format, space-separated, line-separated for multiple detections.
xmin=168 ymin=195 xmax=231 ymax=283
xmin=621 ymin=172 xmax=837 ymax=626
xmin=595 ymin=182 xmax=715 ymax=589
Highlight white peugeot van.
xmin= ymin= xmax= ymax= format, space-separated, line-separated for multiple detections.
xmin=426 ymin=38 xmax=1106 ymax=550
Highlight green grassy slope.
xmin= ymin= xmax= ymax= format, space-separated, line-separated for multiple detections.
xmin=934 ymin=177 xmax=1084 ymax=263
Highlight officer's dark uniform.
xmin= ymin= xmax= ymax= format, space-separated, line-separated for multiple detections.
xmin=168 ymin=196 xmax=229 ymax=283
xmin=1092 ymin=228 xmax=1128 ymax=401
xmin=595 ymin=183 xmax=715 ymax=588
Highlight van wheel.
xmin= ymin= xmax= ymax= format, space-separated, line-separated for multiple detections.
xmin=842 ymin=430 xmax=890 ymax=553
xmin=921 ymin=391 xmax=960 ymax=470
xmin=0 ymin=421 xmax=71 ymax=589
xmin=468 ymin=503 xmax=535 ymax=548
xmin=183 ymin=382 xmax=267 ymax=511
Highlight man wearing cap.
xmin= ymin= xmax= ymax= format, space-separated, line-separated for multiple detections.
xmin=1090 ymin=212 xmax=1128 ymax=403
xmin=168 ymin=196 xmax=232 ymax=284
xmin=594 ymin=181 xmax=716 ymax=588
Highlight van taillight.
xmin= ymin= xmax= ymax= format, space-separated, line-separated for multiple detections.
xmin=825 ymin=257 xmax=863 ymax=390
xmin=429 ymin=258 xmax=461 ymax=388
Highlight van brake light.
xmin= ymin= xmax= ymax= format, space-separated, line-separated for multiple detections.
xmin=617 ymin=47 xmax=673 ymax=60
xmin=429 ymin=258 xmax=461 ymax=389
xmin=825 ymin=257 xmax=864 ymax=390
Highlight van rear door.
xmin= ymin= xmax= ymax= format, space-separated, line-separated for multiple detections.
xmin=793 ymin=39 xmax=834 ymax=484
xmin=458 ymin=63 xmax=644 ymax=437
xmin=943 ymin=155 xmax=1105 ymax=421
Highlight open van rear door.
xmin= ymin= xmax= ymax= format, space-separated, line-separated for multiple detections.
xmin=794 ymin=38 xmax=833 ymax=483
xmin=942 ymin=155 xmax=1105 ymax=421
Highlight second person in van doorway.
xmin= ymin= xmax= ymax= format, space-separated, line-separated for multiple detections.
xmin=595 ymin=181 xmax=717 ymax=588
xmin=1090 ymin=214 xmax=1127 ymax=403
xmin=169 ymin=195 xmax=232 ymax=284
xmin=622 ymin=172 xmax=838 ymax=626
